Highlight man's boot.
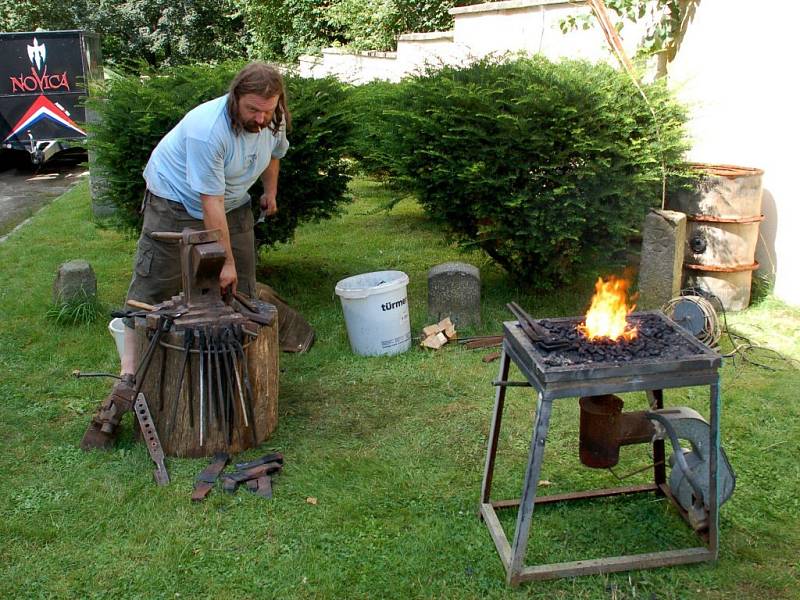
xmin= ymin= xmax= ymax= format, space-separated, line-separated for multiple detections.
xmin=80 ymin=374 xmax=136 ymax=450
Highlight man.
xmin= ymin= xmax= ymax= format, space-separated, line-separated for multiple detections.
xmin=81 ymin=62 xmax=290 ymax=450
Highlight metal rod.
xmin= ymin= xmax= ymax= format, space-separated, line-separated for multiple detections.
xmin=72 ymin=371 xmax=122 ymax=380
xmin=198 ymin=328 xmax=206 ymax=447
xmin=227 ymin=328 xmax=249 ymax=427
xmin=481 ymin=347 xmax=511 ymax=504
xmin=186 ymin=329 xmax=194 ymax=429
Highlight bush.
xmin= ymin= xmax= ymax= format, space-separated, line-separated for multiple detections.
xmin=346 ymin=79 xmax=407 ymax=179
xmin=86 ymin=63 xmax=353 ymax=250
xmin=372 ymin=56 xmax=691 ymax=287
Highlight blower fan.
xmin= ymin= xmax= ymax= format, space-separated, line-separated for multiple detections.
xmin=662 ymin=294 xmax=721 ymax=347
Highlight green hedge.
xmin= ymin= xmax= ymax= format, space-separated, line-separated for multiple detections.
xmin=360 ymin=56 xmax=691 ymax=286
xmin=86 ymin=63 xmax=352 ymax=249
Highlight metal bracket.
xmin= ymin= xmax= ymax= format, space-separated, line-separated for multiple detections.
xmin=133 ymin=392 xmax=170 ymax=486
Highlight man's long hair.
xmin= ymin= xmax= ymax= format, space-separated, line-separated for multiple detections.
xmin=227 ymin=62 xmax=291 ymax=135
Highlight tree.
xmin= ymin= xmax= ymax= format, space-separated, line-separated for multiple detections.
xmin=0 ymin=0 xmax=247 ymax=70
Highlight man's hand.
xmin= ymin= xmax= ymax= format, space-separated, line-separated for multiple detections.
xmin=259 ymin=157 xmax=280 ymax=218
xmin=220 ymin=260 xmax=238 ymax=295
xmin=200 ymin=193 xmax=237 ymax=296
xmin=260 ymin=191 xmax=277 ymax=216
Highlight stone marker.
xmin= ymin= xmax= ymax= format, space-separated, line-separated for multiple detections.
xmin=53 ymin=259 xmax=97 ymax=304
xmin=427 ymin=262 xmax=481 ymax=327
xmin=638 ymin=209 xmax=686 ymax=310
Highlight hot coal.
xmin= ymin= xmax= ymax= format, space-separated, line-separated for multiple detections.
xmin=533 ymin=313 xmax=705 ymax=367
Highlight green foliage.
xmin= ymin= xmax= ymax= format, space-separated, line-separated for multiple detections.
xmin=85 ymin=62 xmax=353 ymax=249
xmin=560 ymin=0 xmax=699 ymax=62
xmin=361 ymin=56 xmax=690 ymax=286
xmin=0 ymin=0 xmax=246 ymax=69
xmin=244 ymin=0 xmax=457 ymax=61
xmin=46 ymin=290 xmax=105 ymax=325
xmin=345 ymin=79 xmax=407 ymax=179
xmin=243 ymin=0 xmax=345 ymax=63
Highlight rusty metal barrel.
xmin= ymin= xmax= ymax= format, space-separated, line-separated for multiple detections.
xmin=667 ymin=164 xmax=764 ymax=311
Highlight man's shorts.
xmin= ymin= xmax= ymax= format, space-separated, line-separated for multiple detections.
xmin=123 ymin=191 xmax=256 ymax=327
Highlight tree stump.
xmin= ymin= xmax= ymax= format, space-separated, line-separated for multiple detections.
xmin=134 ymin=305 xmax=279 ymax=458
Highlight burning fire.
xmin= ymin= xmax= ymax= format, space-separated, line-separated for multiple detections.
xmin=577 ymin=276 xmax=638 ymax=341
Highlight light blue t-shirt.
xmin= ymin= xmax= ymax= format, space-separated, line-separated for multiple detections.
xmin=143 ymin=95 xmax=289 ymax=219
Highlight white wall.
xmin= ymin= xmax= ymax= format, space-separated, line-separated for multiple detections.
xmin=668 ymin=1 xmax=800 ymax=305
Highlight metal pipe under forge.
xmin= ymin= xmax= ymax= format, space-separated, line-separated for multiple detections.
xmin=578 ymin=395 xmax=655 ymax=469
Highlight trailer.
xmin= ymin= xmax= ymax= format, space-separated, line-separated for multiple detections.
xmin=1 ymin=30 xmax=103 ymax=164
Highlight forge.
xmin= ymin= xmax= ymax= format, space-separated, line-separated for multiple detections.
xmin=480 ymin=303 xmax=735 ymax=586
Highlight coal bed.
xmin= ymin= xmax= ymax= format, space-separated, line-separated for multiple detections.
xmin=502 ymin=311 xmax=722 ymax=392
xmin=535 ymin=312 xmax=710 ymax=367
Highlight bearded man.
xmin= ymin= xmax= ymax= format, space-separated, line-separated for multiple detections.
xmin=81 ymin=62 xmax=289 ymax=450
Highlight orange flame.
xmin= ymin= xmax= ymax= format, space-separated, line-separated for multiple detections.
xmin=577 ymin=276 xmax=638 ymax=341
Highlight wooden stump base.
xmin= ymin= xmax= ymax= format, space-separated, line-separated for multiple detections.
xmin=135 ymin=310 xmax=278 ymax=458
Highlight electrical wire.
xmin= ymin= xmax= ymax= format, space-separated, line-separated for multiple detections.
xmin=669 ymin=286 xmax=798 ymax=372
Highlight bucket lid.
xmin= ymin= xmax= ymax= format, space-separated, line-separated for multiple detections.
xmin=335 ymin=270 xmax=409 ymax=299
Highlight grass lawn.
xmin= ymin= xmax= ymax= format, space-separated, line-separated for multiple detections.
xmin=1 ymin=178 xmax=798 ymax=599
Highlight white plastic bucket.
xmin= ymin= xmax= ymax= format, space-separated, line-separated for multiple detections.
xmin=108 ymin=317 xmax=126 ymax=362
xmin=335 ymin=270 xmax=411 ymax=356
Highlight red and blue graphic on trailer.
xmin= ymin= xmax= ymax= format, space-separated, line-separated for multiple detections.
xmin=1 ymin=30 xmax=102 ymax=163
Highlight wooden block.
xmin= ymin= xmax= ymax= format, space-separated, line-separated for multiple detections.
xmin=444 ymin=325 xmax=457 ymax=340
xmin=422 ymin=323 xmax=443 ymax=337
xmin=437 ymin=317 xmax=453 ymax=331
xmin=421 ymin=331 xmax=448 ymax=349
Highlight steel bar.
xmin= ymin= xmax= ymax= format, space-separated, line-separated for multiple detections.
xmin=481 ymin=347 xmax=511 ymax=504
xmin=233 ymin=325 xmax=258 ymax=446
xmin=230 ymin=343 xmax=249 ymax=427
xmin=198 ymin=328 xmax=206 ymax=446
xmin=205 ymin=327 xmax=215 ymax=429
xmin=212 ymin=329 xmax=225 ymax=433
xmin=133 ymin=392 xmax=169 ymax=486
xmin=219 ymin=328 xmax=236 ymax=446
xmin=168 ymin=329 xmax=191 ymax=435
xmin=479 ymin=503 xmax=512 ymax=569
xmin=515 ymin=548 xmax=714 ymax=584
xmin=508 ymin=393 xmax=552 ymax=582
xmin=647 ymin=390 xmax=667 ymax=492
xmin=709 ymin=380 xmax=721 ymax=557
xmin=186 ymin=329 xmax=194 ymax=429
xmin=490 ymin=484 xmax=659 ymax=510
xmin=492 ymin=380 xmax=531 ymax=387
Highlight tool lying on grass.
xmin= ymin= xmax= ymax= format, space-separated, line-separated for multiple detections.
xmin=192 ymin=451 xmax=284 ymax=501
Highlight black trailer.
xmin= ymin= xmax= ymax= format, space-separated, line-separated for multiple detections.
xmin=0 ymin=30 xmax=102 ymax=164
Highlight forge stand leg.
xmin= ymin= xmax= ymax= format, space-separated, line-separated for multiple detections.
xmin=507 ymin=393 xmax=553 ymax=586
xmin=647 ymin=389 xmax=667 ymax=493
xmin=481 ymin=347 xmax=511 ymax=503
xmin=709 ymin=379 xmax=721 ymax=558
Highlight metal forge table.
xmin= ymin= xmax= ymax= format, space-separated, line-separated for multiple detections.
xmin=480 ymin=314 xmax=723 ymax=585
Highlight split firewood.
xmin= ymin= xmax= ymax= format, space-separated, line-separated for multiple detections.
xmin=420 ymin=317 xmax=457 ymax=349
xmin=422 ymin=324 xmax=442 ymax=337
xmin=421 ymin=331 xmax=448 ymax=350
